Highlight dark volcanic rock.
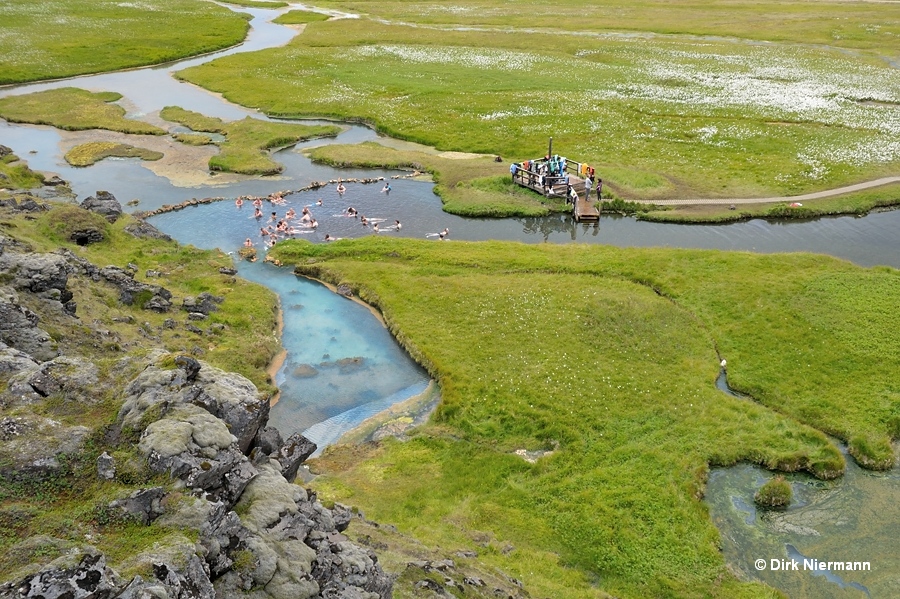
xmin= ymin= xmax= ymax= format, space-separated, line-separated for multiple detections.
xmin=99 ymin=266 xmax=172 ymax=310
xmin=274 ymin=433 xmax=317 ymax=482
xmin=0 ymin=294 xmax=57 ymax=362
xmin=0 ymin=251 xmax=71 ymax=295
xmin=80 ymin=190 xmax=122 ymax=223
xmin=0 ymin=547 xmax=120 ymax=599
xmin=108 ymin=487 xmax=166 ymax=525
xmin=124 ymin=220 xmax=172 ymax=242
xmin=181 ymin=292 xmax=224 ymax=315
xmin=97 ymin=451 xmax=116 ymax=481
xmin=254 ymin=426 xmax=284 ymax=456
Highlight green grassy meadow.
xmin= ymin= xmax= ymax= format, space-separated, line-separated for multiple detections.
xmin=268 ymin=237 xmax=899 ymax=598
xmin=0 ymin=0 xmax=249 ymax=85
xmin=175 ymin=2 xmax=900 ymax=201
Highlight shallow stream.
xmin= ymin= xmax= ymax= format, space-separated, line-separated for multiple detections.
xmin=1 ymin=4 xmax=898 ymax=596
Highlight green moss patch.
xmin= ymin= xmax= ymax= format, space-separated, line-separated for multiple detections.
xmin=754 ymin=476 xmax=792 ymax=508
xmin=172 ymin=133 xmax=214 ymax=146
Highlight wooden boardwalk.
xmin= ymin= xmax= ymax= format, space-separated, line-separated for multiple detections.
xmin=512 ymin=158 xmax=600 ymax=222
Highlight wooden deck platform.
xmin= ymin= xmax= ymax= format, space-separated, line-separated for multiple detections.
xmin=512 ymin=158 xmax=600 ymax=222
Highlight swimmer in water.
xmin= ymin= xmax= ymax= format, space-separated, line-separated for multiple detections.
xmin=244 ymin=238 xmax=253 ymax=247
xmin=254 ymin=207 xmax=263 ymax=219
xmin=381 ymin=182 xmax=391 ymax=193
xmin=269 ymin=211 xmax=277 ymax=222
xmin=316 ymin=199 xmax=323 ymax=206
xmin=373 ymin=222 xmax=380 ymax=232
xmin=394 ymin=220 xmax=402 ymax=230
xmin=252 ymin=198 xmax=263 ymax=208
xmin=235 ymin=197 xmax=244 ymax=208
xmin=336 ymin=182 xmax=346 ymax=194
xmin=360 ymin=216 xmax=368 ymax=226
xmin=439 ymin=227 xmax=449 ymax=240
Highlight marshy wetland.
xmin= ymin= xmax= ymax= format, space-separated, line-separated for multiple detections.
xmin=1 ymin=0 xmax=900 ymax=597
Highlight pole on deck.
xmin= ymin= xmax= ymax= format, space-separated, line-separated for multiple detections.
xmin=548 ymin=137 xmax=553 ymax=159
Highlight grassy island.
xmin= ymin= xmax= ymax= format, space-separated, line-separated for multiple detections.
xmin=0 ymin=88 xmax=166 ymax=135
xmin=64 ymin=142 xmax=163 ymax=167
xmin=268 ymin=237 xmax=899 ymax=598
xmin=160 ymin=106 xmax=341 ymax=175
xmin=307 ymin=141 xmax=567 ymax=217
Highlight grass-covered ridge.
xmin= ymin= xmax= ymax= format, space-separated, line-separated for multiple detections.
xmin=176 ymin=9 xmax=900 ymax=201
xmin=0 ymin=0 xmax=249 ymax=85
xmin=307 ymin=141 xmax=567 ymax=217
xmin=0 ymin=88 xmax=165 ymax=135
xmin=160 ymin=106 xmax=341 ymax=175
xmin=267 ymin=237 xmax=898 ymax=598
xmin=64 ymin=142 xmax=163 ymax=167
xmin=0 ymin=152 xmax=45 ymax=190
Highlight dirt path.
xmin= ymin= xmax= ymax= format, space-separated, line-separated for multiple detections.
xmin=640 ymin=177 xmax=900 ymax=205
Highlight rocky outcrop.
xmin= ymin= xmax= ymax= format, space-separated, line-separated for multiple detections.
xmin=116 ymin=355 xmax=391 ymax=598
xmin=119 ymin=358 xmax=269 ymax=454
xmin=0 ymin=290 xmax=57 ymax=362
xmin=0 ymin=548 xmax=121 ymax=599
xmin=80 ymin=191 xmax=123 ymax=223
xmin=99 ymin=266 xmax=172 ymax=311
xmin=0 ymin=200 xmax=392 ymax=598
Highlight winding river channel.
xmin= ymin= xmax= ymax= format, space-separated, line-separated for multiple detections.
xmin=1 ymin=4 xmax=898 ymax=597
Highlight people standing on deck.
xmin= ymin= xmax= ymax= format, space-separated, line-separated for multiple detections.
xmin=584 ymin=175 xmax=593 ymax=201
xmin=596 ymin=178 xmax=603 ymax=201
xmin=510 ymin=162 xmax=518 ymax=181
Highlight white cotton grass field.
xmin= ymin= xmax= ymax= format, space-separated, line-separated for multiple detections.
xmin=175 ymin=14 xmax=900 ymax=198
